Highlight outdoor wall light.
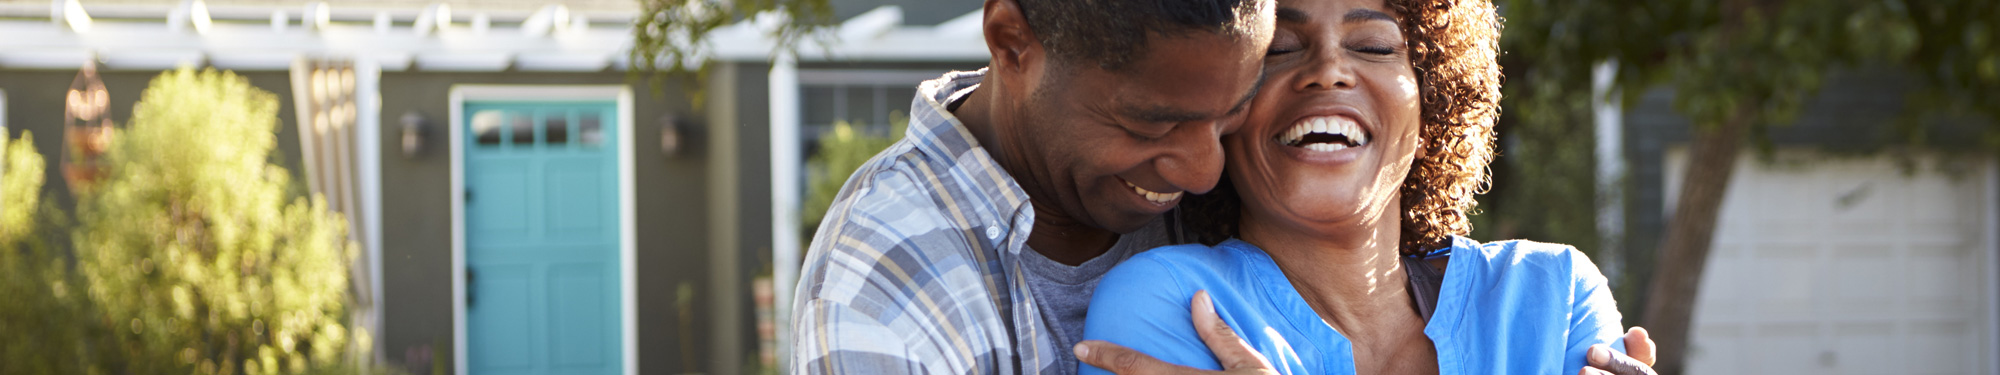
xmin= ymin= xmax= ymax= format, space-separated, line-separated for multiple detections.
xmin=660 ymin=114 xmax=681 ymax=157
xmin=401 ymin=111 xmax=426 ymax=158
xmin=659 ymin=114 xmax=704 ymax=158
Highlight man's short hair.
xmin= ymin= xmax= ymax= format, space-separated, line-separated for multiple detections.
xmin=1017 ymin=0 xmax=1268 ymax=71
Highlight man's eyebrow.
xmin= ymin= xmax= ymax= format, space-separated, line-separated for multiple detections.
xmin=1345 ymin=8 xmax=1396 ymax=24
xmin=1225 ymin=72 xmax=1267 ymax=116
xmin=1276 ymin=7 xmax=1307 ymax=24
xmin=1122 ymin=104 xmax=1211 ymax=124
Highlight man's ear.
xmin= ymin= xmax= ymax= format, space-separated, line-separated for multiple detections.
xmin=982 ymin=0 xmax=1041 ymax=76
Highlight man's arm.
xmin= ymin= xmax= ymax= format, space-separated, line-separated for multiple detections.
xmin=792 ymin=299 xmax=926 ymax=374
xmin=791 ymin=169 xmax=982 ymax=374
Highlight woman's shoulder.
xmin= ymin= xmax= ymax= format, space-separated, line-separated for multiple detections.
xmin=1449 ymin=235 xmax=1594 ymax=275
xmin=1448 ymin=235 xmax=1606 ymax=286
xmin=1106 ymin=240 xmax=1260 ymax=288
xmin=1128 ymin=239 xmax=1263 ymax=271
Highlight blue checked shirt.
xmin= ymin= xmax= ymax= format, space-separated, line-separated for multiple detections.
xmin=791 ymin=70 xmax=1061 ymax=374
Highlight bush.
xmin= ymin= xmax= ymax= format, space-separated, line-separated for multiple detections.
xmin=802 ymin=114 xmax=907 ymax=236
xmin=72 ymin=68 xmax=356 ymax=375
xmin=0 ymin=131 xmax=102 ymax=374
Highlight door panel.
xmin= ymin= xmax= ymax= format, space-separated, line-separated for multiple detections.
xmin=465 ymin=101 xmax=620 ymax=375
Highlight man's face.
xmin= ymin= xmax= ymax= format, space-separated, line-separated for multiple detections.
xmin=1009 ymin=31 xmax=1271 ymax=234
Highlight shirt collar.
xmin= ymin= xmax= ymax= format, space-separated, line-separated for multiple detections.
xmin=910 ymin=69 xmax=1036 ymax=254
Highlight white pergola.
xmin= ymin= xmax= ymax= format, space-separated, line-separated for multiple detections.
xmin=0 ymin=1 xmax=988 ymax=373
xmin=0 ymin=0 xmax=986 ymax=71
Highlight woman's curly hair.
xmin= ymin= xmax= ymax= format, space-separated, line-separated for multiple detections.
xmin=1178 ymin=0 xmax=1502 ymax=255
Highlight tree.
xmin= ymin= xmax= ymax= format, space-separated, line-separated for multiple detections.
xmin=72 ymin=68 xmax=357 ymax=375
xmin=629 ymin=0 xmax=834 ymax=95
xmin=1502 ymin=0 xmax=2000 ymax=373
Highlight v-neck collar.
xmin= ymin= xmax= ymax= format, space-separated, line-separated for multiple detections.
xmin=1224 ymin=237 xmax=1476 ymax=375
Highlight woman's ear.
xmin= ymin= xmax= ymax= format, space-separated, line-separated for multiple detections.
xmin=982 ymin=0 xmax=1041 ymax=76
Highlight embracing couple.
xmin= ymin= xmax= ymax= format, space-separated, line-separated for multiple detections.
xmin=792 ymin=0 xmax=1657 ymax=374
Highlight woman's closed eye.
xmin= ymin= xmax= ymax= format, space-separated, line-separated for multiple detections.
xmin=1350 ymin=45 xmax=1397 ymax=55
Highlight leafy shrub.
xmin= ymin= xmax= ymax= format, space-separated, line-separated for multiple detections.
xmin=72 ymin=68 xmax=355 ymax=375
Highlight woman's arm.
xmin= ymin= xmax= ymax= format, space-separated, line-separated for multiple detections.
xmin=1564 ymin=247 xmax=1630 ymax=375
xmin=1080 ymin=256 xmax=1221 ymax=374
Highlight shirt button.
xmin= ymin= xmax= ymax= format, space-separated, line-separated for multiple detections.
xmin=986 ymin=226 xmax=1002 ymax=240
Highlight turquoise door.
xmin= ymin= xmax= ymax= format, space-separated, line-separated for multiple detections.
xmin=464 ymin=101 xmax=621 ymax=375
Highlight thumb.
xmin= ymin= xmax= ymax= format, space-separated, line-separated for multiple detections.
xmin=1624 ymin=326 xmax=1656 ymax=366
xmin=1075 ymin=340 xmax=1185 ymax=375
xmin=1190 ymin=290 xmax=1274 ymax=371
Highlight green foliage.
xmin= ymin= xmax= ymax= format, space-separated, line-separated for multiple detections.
xmin=0 ymin=131 xmax=102 ymax=374
xmin=803 ymin=113 xmax=908 ymax=236
xmin=629 ymin=0 xmax=834 ymax=101
xmin=1475 ymin=70 xmax=1600 ymax=254
xmin=1504 ymin=0 xmax=1996 ymax=135
xmin=73 ymin=68 xmax=356 ymax=375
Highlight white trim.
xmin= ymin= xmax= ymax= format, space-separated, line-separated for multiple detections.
xmin=355 ymin=57 xmax=386 ymax=365
xmin=1591 ymin=60 xmax=1626 ymax=282
xmin=769 ymin=53 xmax=802 ymax=372
xmin=1986 ymin=157 xmax=1999 ymax=375
xmin=449 ymin=84 xmax=637 ymax=375
xmin=0 ymin=6 xmax=986 ymax=71
xmin=797 ymin=69 xmax=951 ymax=87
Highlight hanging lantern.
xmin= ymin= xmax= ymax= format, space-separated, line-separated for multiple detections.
xmin=62 ymin=60 xmax=114 ymax=195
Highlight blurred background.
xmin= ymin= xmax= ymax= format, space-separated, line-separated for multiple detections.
xmin=0 ymin=0 xmax=1992 ymax=374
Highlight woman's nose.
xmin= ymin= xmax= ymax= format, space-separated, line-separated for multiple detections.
xmin=1293 ymin=50 xmax=1358 ymax=92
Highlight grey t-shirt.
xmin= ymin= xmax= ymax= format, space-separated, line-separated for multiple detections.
xmin=1019 ymin=218 xmax=1172 ymax=375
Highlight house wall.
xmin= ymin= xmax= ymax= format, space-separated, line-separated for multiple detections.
xmin=372 ymin=71 xmax=725 ymax=374
xmin=0 ymin=69 xmax=305 ymax=212
xmin=1621 ymin=70 xmax=1991 ymax=315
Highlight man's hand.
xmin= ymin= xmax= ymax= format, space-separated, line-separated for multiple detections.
xmin=1580 ymin=326 xmax=1658 ymax=375
xmin=1074 ymin=290 xmax=1278 ymax=375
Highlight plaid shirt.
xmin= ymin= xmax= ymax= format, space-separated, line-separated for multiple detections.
xmin=791 ymin=70 xmax=1060 ymax=374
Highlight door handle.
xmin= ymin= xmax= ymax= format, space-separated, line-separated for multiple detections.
xmin=466 ymin=268 xmax=476 ymax=308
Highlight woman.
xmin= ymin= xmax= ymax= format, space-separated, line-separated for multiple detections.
xmin=1078 ymin=0 xmax=1627 ymax=373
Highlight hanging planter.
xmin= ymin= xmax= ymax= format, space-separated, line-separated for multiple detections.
xmin=61 ymin=60 xmax=114 ymax=195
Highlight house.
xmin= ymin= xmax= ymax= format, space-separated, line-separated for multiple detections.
xmin=1610 ymin=70 xmax=1999 ymax=374
xmin=0 ymin=0 xmax=988 ymax=374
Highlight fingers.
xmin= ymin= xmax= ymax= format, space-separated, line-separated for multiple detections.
xmin=1075 ymin=340 xmax=1184 ymax=375
xmin=1623 ymin=326 xmax=1656 ymax=366
xmin=1585 ymin=344 xmax=1659 ymax=375
xmin=1578 ymin=366 xmax=1612 ymax=375
xmin=1189 ymin=290 xmax=1274 ymax=371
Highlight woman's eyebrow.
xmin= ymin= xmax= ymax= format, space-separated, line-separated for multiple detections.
xmin=1344 ymin=8 xmax=1396 ymax=24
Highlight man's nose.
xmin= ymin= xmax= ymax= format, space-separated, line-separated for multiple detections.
xmin=1155 ymin=126 xmax=1226 ymax=194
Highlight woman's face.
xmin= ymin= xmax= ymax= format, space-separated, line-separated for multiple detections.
xmin=1227 ymin=0 xmax=1422 ymax=234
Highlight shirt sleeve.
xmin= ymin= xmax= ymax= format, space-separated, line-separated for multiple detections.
xmin=789 ymin=169 xmax=961 ymax=375
xmin=791 ymin=298 xmax=926 ymax=374
xmin=1564 ymin=247 xmax=1630 ymax=375
xmin=1079 ymin=256 xmax=1219 ymax=375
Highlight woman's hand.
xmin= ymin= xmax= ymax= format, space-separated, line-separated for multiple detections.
xmin=1581 ymin=327 xmax=1658 ymax=375
xmin=1075 ymin=291 xmax=1278 ymax=375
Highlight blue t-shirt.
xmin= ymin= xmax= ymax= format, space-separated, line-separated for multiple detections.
xmin=1080 ymin=236 xmax=1626 ymax=375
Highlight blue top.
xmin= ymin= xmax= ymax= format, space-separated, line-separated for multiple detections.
xmin=1080 ymin=236 xmax=1627 ymax=375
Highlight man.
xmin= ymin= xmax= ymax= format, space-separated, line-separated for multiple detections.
xmin=790 ymin=0 xmax=1660 ymax=373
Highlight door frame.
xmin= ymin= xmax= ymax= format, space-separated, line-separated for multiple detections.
xmin=449 ymin=85 xmax=637 ymax=375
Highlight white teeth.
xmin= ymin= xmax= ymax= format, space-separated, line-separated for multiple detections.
xmin=1276 ymin=116 xmax=1370 ymax=150
xmin=1304 ymin=143 xmax=1348 ymax=152
xmin=1125 ymin=181 xmax=1183 ymax=204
